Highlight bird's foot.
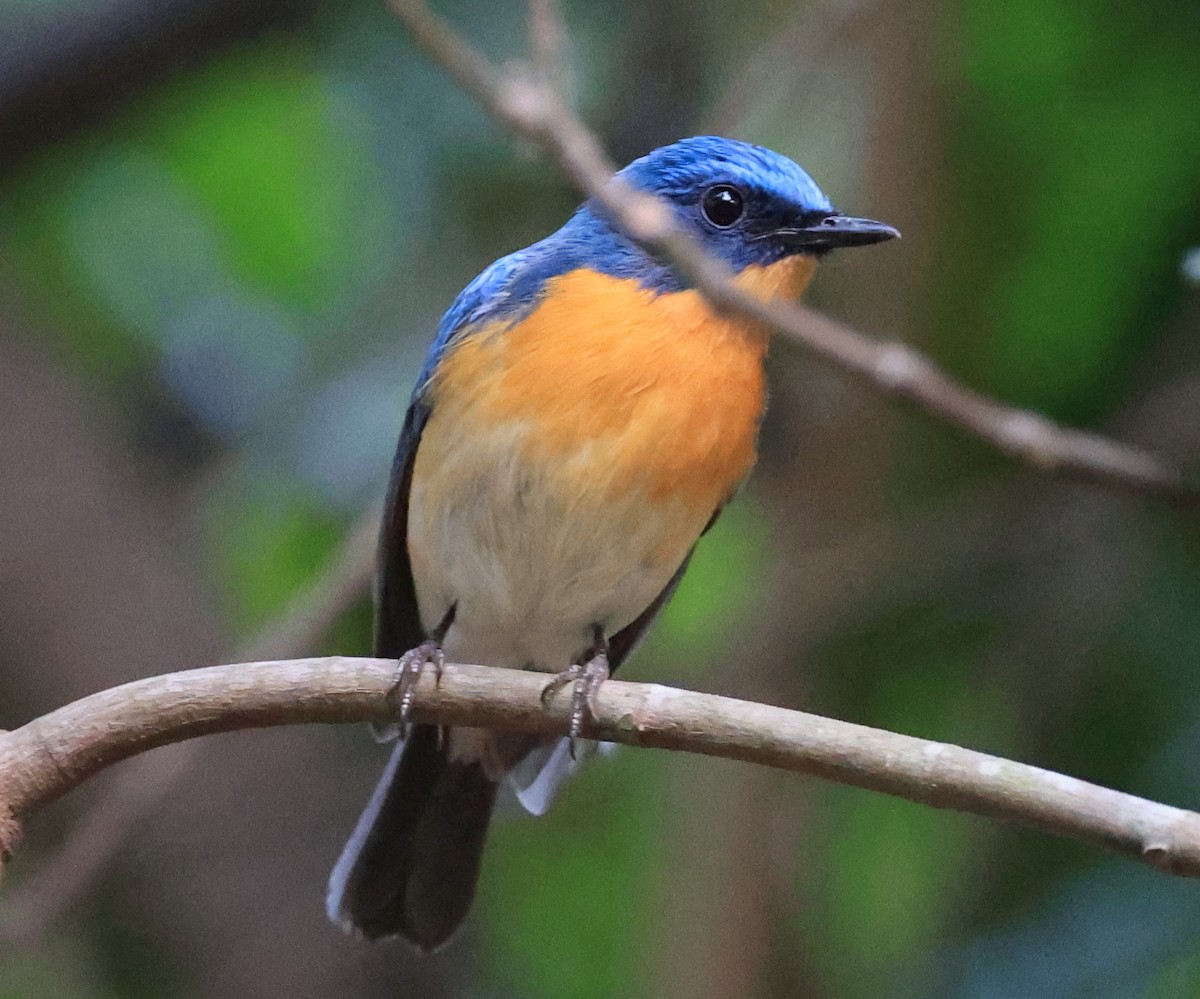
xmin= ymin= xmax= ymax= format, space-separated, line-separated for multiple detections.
xmin=373 ymin=640 xmax=445 ymax=742
xmin=541 ymin=647 xmax=610 ymax=759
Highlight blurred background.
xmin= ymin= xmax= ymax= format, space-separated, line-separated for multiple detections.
xmin=1 ymin=0 xmax=1199 ymax=996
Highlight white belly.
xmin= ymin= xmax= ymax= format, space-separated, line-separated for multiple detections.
xmin=407 ymin=419 xmax=700 ymax=672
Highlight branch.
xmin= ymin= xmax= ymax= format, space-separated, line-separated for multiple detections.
xmin=0 ymin=508 xmax=378 ymax=940
xmin=388 ymin=0 xmax=1197 ymax=506
xmin=2 ymin=658 xmax=1199 ymax=882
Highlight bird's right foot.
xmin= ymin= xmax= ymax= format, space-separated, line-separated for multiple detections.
xmin=372 ymin=640 xmax=445 ymax=742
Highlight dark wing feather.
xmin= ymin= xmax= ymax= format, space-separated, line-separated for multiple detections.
xmin=373 ymin=399 xmax=430 ymax=657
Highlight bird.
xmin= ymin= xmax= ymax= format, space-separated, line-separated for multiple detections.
xmin=326 ymin=135 xmax=898 ymax=951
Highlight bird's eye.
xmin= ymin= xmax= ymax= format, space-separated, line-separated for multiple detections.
xmin=701 ymin=185 xmax=744 ymax=228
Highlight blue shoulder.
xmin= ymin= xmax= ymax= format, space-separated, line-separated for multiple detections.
xmin=410 ymin=207 xmax=680 ymax=404
xmin=412 ymin=245 xmax=533 ymax=397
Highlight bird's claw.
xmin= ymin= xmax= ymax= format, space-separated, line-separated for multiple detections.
xmin=373 ymin=639 xmax=445 ymax=742
xmin=541 ymin=651 xmax=610 ymax=759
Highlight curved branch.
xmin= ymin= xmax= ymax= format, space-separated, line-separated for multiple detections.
xmin=2 ymin=658 xmax=1200 ymax=882
xmin=387 ymin=0 xmax=1197 ymax=506
xmin=0 ymin=507 xmax=380 ymax=941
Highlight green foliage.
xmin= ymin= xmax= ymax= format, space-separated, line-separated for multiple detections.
xmin=655 ymin=497 xmax=772 ymax=667
xmin=936 ymin=0 xmax=1200 ymax=418
xmin=206 ymin=477 xmax=346 ymax=635
xmin=1145 ymin=949 xmax=1200 ymax=999
xmin=478 ymin=751 xmax=669 ymax=999
xmin=149 ymin=47 xmax=396 ymax=314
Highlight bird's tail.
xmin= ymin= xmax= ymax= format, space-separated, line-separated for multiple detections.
xmin=326 ymin=724 xmax=498 ymax=951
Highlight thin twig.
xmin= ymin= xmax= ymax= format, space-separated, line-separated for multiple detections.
xmin=388 ymin=0 xmax=1196 ymax=505
xmin=2 ymin=658 xmax=1199 ymax=881
xmin=526 ymin=0 xmax=571 ymax=102
xmin=704 ymin=0 xmax=882 ymax=136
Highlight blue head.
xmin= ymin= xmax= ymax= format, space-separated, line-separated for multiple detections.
xmin=597 ymin=136 xmax=897 ymax=274
xmin=426 ymin=137 xmax=897 ymax=379
xmin=532 ymin=136 xmax=897 ymax=291
xmin=618 ymin=136 xmax=896 ymax=267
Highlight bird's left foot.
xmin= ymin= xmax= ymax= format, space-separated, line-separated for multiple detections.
xmin=541 ymin=641 xmax=610 ymax=758
xmin=373 ymin=639 xmax=445 ymax=742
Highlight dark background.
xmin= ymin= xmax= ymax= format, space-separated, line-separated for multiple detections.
xmin=2 ymin=0 xmax=1200 ymax=996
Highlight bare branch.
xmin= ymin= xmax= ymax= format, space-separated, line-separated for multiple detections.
xmin=2 ymin=658 xmax=1199 ymax=883
xmin=0 ymin=507 xmax=378 ymax=940
xmin=526 ymin=0 xmax=571 ymax=101
xmin=388 ymin=0 xmax=1196 ymax=505
xmin=704 ymin=0 xmax=882 ymax=136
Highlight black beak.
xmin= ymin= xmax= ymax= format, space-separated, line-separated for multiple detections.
xmin=775 ymin=214 xmax=900 ymax=250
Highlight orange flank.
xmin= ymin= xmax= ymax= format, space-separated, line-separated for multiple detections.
xmin=426 ymin=257 xmax=816 ymax=510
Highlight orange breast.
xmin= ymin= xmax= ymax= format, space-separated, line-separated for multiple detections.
xmin=428 ymin=257 xmax=816 ymax=511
